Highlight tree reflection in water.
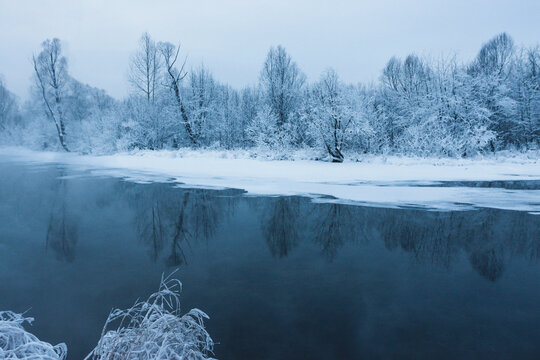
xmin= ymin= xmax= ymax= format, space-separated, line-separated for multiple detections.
xmin=258 ymin=197 xmax=301 ymax=258
xmin=311 ymin=203 xmax=357 ymax=261
xmin=45 ymin=174 xmax=78 ymax=262
xmin=39 ymin=177 xmax=539 ymax=282
xmin=167 ymin=192 xmax=191 ymax=267
xmin=127 ymin=184 xmax=231 ymax=266
xmin=256 ymin=196 xmax=540 ymax=281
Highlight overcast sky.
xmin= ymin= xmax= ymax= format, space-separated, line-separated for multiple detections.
xmin=1 ymin=0 xmax=539 ymax=100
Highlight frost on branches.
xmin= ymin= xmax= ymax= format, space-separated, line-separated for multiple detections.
xmin=1 ymin=33 xmax=539 ymax=160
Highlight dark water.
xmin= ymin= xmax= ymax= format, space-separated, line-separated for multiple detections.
xmin=1 ymin=161 xmax=540 ymax=360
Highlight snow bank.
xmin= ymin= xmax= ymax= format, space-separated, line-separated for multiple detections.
xmin=1 ymin=147 xmax=539 ymax=212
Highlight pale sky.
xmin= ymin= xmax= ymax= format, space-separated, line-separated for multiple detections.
xmin=1 ymin=0 xmax=539 ymax=100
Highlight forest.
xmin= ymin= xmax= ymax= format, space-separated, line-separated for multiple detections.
xmin=0 ymin=32 xmax=538 ymax=162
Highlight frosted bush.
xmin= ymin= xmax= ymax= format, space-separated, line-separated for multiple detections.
xmin=0 ymin=311 xmax=67 ymax=359
xmin=85 ymin=273 xmax=214 ymax=360
xmin=1 ymin=274 xmax=214 ymax=360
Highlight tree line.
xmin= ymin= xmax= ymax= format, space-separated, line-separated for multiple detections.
xmin=0 ymin=32 xmax=538 ymax=161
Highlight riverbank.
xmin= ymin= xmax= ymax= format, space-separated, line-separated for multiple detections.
xmin=1 ymin=146 xmax=539 ymax=212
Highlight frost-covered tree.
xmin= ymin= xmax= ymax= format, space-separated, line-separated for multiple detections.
xmin=32 ymin=38 xmax=70 ymax=151
xmin=259 ymin=45 xmax=306 ymax=146
xmin=214 ymin=85 xmax=243 ymax=149
xmin=30 ymin=38 xmax=121 ymax=153
xmin=65 ymin=80 xmax=119 ymax=153
xmin=5 ymin=32 xmax=540 ymax=157
xmin=247 ymin=104 xmax=284 ymax=149
xmin=158 ymin=41 xmax=195 ymax=146
xmin=375 ymin=53 xmax=497 ymax=156
xmin=469 ymin=33 xmax=515 ymax=77
xmin=120 ymin=94 xmax=177 ymax=150
xmin=380 ymin=55 xmax=433 ymax=141
xmin=468 ymin=33 xmax=517 ymax=149
xmin=378 ymin=54 xmax=436 ymax=154
xmin=238 ymin=86 xmax=261 ymax=147
xmin=123 ymin=34 xmax=181 ymax=150
xmin=304 ymin=69 xmax=370 ymax=162
xmin=185 ymin=65 xmax=217 ymax=146
xmin=0 ymin=78 xmax=18 ymax=133
xmin=511 ymin=47 xmax=540 ymax=147
xmin=438 ymin=60 xmax=494 ymax=156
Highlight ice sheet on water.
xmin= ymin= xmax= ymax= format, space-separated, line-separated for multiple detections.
xmin=1 ymin=147 xmax=539 ymax=212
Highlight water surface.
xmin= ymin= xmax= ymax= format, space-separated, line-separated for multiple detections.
xmin=0 ymin=160 xmax=539 ymax=359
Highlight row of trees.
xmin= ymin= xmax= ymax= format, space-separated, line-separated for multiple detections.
xmin=0 ymin=32 xmax=538 ymax=160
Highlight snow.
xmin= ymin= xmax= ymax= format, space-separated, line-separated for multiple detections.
xmin=1 ymin=147 xmax=539 ymax=212
xmin=0 ymin=311 xmax=67 ymax=359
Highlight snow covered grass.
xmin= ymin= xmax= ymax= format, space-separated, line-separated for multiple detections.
xmin=0 ymin=311 xmax=67 ymax=359
xmin=93 ymin=146 xmax=540 ymax=164
xmin=1 ymin=274 xmax=213 ymax=360
xmin=85 ymin=273 xmax=214 ymax=360
xmin=1 ymin=146 xmax=540 ymax=212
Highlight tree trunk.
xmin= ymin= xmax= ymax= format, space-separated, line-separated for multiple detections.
xmin=170 ymin=73 xmax=197 ymax=146
xmin=326 ymin=143 xmax=344 ymax=163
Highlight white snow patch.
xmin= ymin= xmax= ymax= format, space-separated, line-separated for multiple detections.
xmin=1 ymin=147 xmax=539 ymax=212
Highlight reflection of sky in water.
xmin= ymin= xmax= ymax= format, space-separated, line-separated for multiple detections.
xmin=0 ymin=161 xmax=539 ymax=360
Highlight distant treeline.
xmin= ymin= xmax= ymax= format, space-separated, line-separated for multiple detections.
xmin=0 ymin=33 xmax=538 ymax=161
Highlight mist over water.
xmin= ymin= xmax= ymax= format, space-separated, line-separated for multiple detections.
xmin=1 ymin=159 xmax=540 ymax=359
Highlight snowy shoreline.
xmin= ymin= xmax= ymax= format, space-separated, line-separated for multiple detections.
xmin=1 ymin=147 xmax=540 ymax=212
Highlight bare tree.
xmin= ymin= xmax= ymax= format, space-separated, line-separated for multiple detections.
xmin=260 ymin=45 xmax=305 ymax=128
xmin=32 ymin=38 xmax=70 ymax=151
xmin=469 ymin=33 xmax=514 ymax=77
xmin=305 ymin=69 xmax=368 ymax=162
xmin=187 ymin=65 xmax=217 ymax=145
xmin=129 ymin=33 xmax=161 ymax=102
xmin=158 ymin=41 xmax=196 ymax=145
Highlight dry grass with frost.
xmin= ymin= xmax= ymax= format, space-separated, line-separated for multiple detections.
xmin=0 ymin=311 xmax=67 ymax=359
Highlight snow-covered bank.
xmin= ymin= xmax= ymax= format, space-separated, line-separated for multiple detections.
xmin=1 ymin=147 xmax=540 ymax=212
